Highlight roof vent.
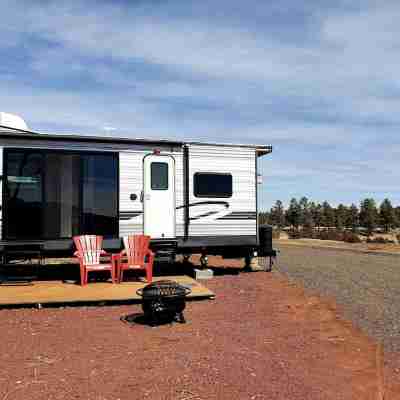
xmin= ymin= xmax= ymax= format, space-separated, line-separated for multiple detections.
xmin=0 ymin=112 xmax=29 ymax=131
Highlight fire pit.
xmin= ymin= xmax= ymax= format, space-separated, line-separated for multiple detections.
xmin=136 ymin=280 xmax=191 ymax=325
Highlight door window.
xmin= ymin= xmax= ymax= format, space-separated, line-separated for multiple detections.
xmin=151 ymin=162 xmax=169 ymax=190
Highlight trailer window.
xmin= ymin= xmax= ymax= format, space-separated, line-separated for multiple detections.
xmin=193 ymin=173 xmax=232 ymax=198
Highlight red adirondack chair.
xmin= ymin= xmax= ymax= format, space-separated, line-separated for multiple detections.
xmin=115 ymin=235 xmax=154 ymax=283
xmin=73 ymin=235 xmax=117 ymax=285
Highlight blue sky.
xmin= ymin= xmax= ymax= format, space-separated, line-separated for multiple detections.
xmin=1 ymin=0 xmax=399 ymax=210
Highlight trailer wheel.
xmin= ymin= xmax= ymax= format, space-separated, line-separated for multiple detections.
xmin=199 ymin=254 xmax=208 ymax=268
xmin=259 ymin=256 xmax=274 ymax=272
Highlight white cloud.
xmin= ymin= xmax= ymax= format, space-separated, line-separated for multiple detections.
xmin=2 ymin=0 xmax=400 ymax=207
xmin=3 ymin=1 xmax=400 ymax=127
xmin=102 ymin=126 xmax=116 ymax=131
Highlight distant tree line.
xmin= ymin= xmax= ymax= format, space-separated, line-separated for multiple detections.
xmin=259 ymin=198 xmax=399 ymax=236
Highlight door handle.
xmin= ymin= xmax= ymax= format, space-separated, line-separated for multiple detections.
xmin=140 ymin=191 xmax=144 ymax=202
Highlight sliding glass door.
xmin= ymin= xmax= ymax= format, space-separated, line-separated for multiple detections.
xmin=81 ymin=154 xmax=118 ymax=235
xmin=4 ymin=149 xmax=118 ymax=240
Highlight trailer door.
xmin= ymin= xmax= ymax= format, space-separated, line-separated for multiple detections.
xmin=143 ymin=154 xmax=175 ymax=239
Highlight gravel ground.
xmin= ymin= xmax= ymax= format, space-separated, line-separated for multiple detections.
xmin=275 ymin=244 xmax=400 ymax=353
xmin=275 ymin=244 xmax=400 ymax=398
xmin=0 ymin=260 xmax=384 ymax=400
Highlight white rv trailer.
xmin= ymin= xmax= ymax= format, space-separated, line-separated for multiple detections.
xmin=0 ymin=121 xmax=273 ymax=263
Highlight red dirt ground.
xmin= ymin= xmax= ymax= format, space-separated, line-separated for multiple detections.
xmin=385 ymin=353 xmax=400 ymax=400
xmin=0 ymin=257 xmax=396 ymax=399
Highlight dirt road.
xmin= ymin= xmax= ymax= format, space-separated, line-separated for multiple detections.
xmin=276 ymin=243 xmax=400 ymax=398
xmin=276 ymin=243 xmax=400 ymax=352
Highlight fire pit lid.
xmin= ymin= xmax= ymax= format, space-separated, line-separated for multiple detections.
xmin=136 ymin=280 xmax=191 ymax=298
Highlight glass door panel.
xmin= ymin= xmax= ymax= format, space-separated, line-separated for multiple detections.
xmin=81 ymin=154 xmax=118 ymax=236
xmin=43 ymin=154 xmax=80 ymax=238
xmin=5 ymin=151 xmax=43 ymax=239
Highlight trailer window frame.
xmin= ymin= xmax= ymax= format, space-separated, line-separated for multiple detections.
xmin=193 ymin=172 xmax=233 ymax=198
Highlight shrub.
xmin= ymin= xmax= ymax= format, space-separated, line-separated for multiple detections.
xmin=317 ymin=229 xmax=344 ymax=241
xmin=366 ymin=237 xmax=394 ymax=244
xmin=287 ymin=228 xmax=366 ymax=244
xmin=288 ymin=229 xmax=302 ymax=239
xmin=342 ymin=231 xmax=362 ymax=243
xmin=299 ymin=228 xmax=315 ymax=239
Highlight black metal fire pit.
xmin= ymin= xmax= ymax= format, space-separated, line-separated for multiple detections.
xmin=136 ymin=280 xmax=191 ymax=326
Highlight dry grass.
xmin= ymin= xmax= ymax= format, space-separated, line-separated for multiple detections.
xmin=277 ymin=237 xmax=400 ymax=254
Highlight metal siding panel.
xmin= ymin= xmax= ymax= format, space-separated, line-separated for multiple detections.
xmin=119 ymin=150 xmax=183 ymax=237
xmin=174 ymin=152 xmax=184 ymax=236
xmin=0 ymin=147 xmax=2 ymax=239
xmin=119 ymin=151 xmax=144 ymax=236
xmin=188 ymin=145 xmax=256 ymax=237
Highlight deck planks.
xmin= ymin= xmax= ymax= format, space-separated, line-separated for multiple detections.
xmin=0 ymin=276 xmax=214 ymax=306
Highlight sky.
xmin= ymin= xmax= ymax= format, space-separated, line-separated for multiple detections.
xmin=1 ymin=0 xmax=400 ymax=210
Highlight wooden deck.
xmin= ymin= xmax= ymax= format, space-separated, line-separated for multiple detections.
xmin=0 ymin=276 xmax=215 ymax=307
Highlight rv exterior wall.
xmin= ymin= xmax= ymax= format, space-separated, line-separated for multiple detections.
xmin=0 ymin=134 xmax=260 ymax=253
xmin=187 ymin=144 xmax=256 ymax=238
xmin=119 ymin=150 xmax=183 ymax=237
xmin=0 ymin=137 xmax=180 ymax=242
xmin=0 ymin=147 xmax=2 ymax=239
xmin=119 ymin=145 xmax=257 ymax=241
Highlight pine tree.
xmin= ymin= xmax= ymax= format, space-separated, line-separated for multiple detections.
xmin=269 ymin=200 xmax=286 ymax=230
xmin=312 ymin=203 xmax=323 ymax=230
xmin=309 ymin=202 xmax=317 ymax=229
xmin=335 ymin=204 xmax=347 ymax=230
xmin=379 ymin=199 xmax=396 ymax=232
xmin=346 ymin=204 xmax=359 ymax=232
xmin=395 ymin=207 xmax=400 ymax=228
xmin=286 ymin=198 xmax=301 ymax=231
xmin=359 ymin=198 xmax=378 ymax=236
xmin=321 ymin=201 xmax=335 ymax=228
xmin=299 ymin=197 xmax=314 ymax=230
xmin=261 ymin=198 xmax=400 ymax=235
xmin=258 ymin=211 xmax=270 ymax=225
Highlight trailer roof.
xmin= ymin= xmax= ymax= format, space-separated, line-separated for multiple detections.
xmin=0 ymin=126 xmax=272 ymax=156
